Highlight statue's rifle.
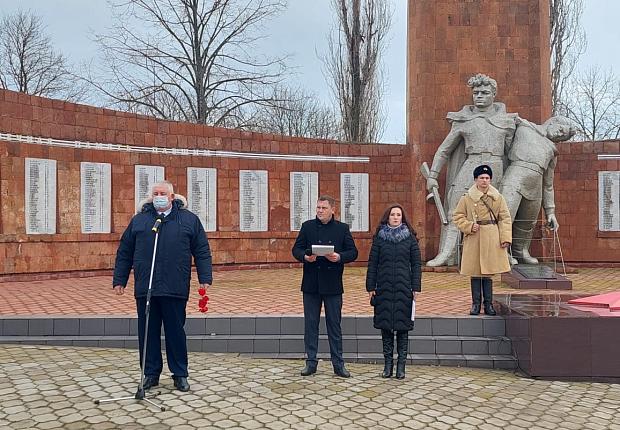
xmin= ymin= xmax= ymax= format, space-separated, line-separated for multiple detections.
xmin=420 ymin=162 xmax=449 ymax=225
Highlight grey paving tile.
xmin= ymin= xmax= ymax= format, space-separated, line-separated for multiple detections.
xmin=342 ymin=316 xmax=357 ymax=335
xmin=355 ymin=317 xmax=375 ymax=335
xmin=357 ymin=338 xmax=381 ymax=354
xmin=230 ymin=317 xmax=255 ymax=335
xmin=458 ymin=318 xmax=484 ymax=336
xmin=185 ymin=318 xmax=207 ymax=335
xmin=410 ymin=338 xmax=435 ymax=354
xmin=462 ymin=339 xmax=489 ymax=355
xmin=3 ymin=319 xmax=29 ymax=336
xmin=53 ymin=319 xmax=80 ymax=336
xmin=253 ymin=338 xmax=279 ymax=353
xmin=79 ymin=319 xmax=105 ymax=336
xmin=255 ymin=317 xmax=280 ymax=335
xmin=279 ymin=338 xmax=304 ymax=354
xmin=411 ymin=318 xmax=432 ymax=335
xmin=206 ymin=317 xmax=230 ymax=335
xmin=483 ymin=318 xmax=506 ymax=336
xmin=28 ymin=319 xmax=53 ymax=336
xmin=203 ymin=338 xmax=227 ymax=353
xmin=432 ymin=318 xmax=458 ymax=335
xmin=228 ymin=338 xmax=253 ymax=353
xmin=436 ymin=339 xmax=462 ymax=354
xmin=104 ymin=318 xmax=130 ymax=336
xmin=489 ymin=338 xmax=513 ymax=355
xmin=280 ymin=316 xmax=304 ymax=335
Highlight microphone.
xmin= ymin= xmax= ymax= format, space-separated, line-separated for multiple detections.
xmin=152 ymin=216 xmax=163 ymax=232
xmin=305 ymin=249 xmax=312 ymax=256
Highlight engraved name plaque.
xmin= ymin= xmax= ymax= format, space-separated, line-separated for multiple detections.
xmin=25 ymin=158 xmax=57 ymax=234
xmin=340 ymin=173 xmax=369 ymax=232
xmin=290 ymin=172 xmax=318 ymax=231
xmin=187 ymin=167 xmax=217 ymax=232
xmin=239 ymin=170 xmax=268 ymax=232
xmin=135 ymin=165 xmax=165 ymax=212
xmin=80 ymin=162 xmax=111 ymax=233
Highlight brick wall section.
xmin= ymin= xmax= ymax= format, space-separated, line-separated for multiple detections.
xmin=0 ymin=89 xmax=411 ymax=275
xmin=407 ymin=0 xmax=552 ymax=259
xmin=551 ymin=140 xmax=620 ymax=263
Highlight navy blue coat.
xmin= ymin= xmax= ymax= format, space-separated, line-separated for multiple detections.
xmin=292 ymin=216 xmax=358 ymax=295
xmin=366 ymin=225 xmax=421 ymax=331
xmin=113 ymin=199 xmax=213 ymax=300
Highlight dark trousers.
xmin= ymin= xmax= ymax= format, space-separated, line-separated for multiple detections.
xmin=136 ymin=296 xmax=188 ymax=378
xmin=303 ymin=293 xmax=344 ymax=368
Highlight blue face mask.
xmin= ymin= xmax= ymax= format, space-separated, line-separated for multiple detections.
xmin=153 ymin=196 xmax=170 ymax=210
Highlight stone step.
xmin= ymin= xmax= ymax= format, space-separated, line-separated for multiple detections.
xmin=0 ymin=315 xmax=516 ymax=370
xmin=0 ymin=335 xmax=517 ymax=370
xmin=0 ymin=333 xmax=513 ymax=355
xmin=0 ymin=315 xmax=506 ymax=337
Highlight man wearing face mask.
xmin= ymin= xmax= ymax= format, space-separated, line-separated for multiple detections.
xmin=113 ymin=181 xmax=212 ymax=392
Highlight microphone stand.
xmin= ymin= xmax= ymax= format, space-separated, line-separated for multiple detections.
xmin=95 ymin=216 xmax=166 ymax=412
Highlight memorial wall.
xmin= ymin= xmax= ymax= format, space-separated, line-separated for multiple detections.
xmin=0 ymin=84 xmax=618 ymax=279
xmin=0 ymin=89 xmax=411 ymax=278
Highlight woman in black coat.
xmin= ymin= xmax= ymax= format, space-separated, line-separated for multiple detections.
xmin=366 ymin=204 xmax=422 ymax=379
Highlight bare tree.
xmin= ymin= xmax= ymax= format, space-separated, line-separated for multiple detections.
xmin=323 ymin=0 xmax=391 ymax=143
xmin=0 ymin=10 xmax=85 ymax=101
xmin=90 ymin=0 xmax=288 ymax=127
xmin=561 ymin=67 xmax=620 ymax=141
xmin=249 ymin=86 xmax=339 ymax=139
xmin=550 ymin=0 xmax=587 ymax=115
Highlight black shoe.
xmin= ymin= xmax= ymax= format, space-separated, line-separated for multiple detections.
xmin=484 ymin=303 xmax=497 ymax=316
xmin=172 ymin=376 xmax=190 ymax=392
xmin=396 ymin=361 xmax=406 ymax=379
xmin=141 ymin=375 xmax=159 ymax=390
xmin=300 ymin=363 xmax=317 ymax=376
xmin=470 ymin=304 xmax=481 ymax=315
xmin=334 ymin=365 xmax=351 ymax=378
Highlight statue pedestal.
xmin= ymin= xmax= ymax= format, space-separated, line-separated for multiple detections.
xmin=502 ymin=265 xmax=572 ymax=290
xmin=496 ymin=292 xmax=620 ymax=381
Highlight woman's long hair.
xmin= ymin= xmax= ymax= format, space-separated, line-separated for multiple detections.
xmin=374 ymin=204 xmax=417 ymax=237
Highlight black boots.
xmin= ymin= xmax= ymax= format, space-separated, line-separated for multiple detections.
xmin=470 ymin=277 xmax=482 ymax=315
xmin=481 ymin=278 xmax=497 ymax=315
xmin=381 ymin=330 xmax=394 ymax=378
xmin=395 ymin=331 xmax=408 ymax=379
xmin=381 ymin=330 xmax=407 ymax=379
xmin=470 ymin=277 xmax=496 ymax=316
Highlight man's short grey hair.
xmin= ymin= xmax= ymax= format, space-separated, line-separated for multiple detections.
xmin=467 ymin=73 xmax=497 ymax=95
xmin=150 ymin=181 xmax=174 ymax=196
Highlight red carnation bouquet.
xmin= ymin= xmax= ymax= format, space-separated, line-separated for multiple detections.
xmin=198 ymin=286 xmax=209 ymax=313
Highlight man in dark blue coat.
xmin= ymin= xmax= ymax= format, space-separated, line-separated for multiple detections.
xmin=113 ymin=181 xmax=212 ymax=392
xmin=292 ymin=195 xmax=358 ymax=378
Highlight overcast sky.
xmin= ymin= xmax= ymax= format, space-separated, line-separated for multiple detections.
xmin=0 ymin=0 xmax=618 ymax=143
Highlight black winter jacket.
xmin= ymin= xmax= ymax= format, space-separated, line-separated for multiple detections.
xmin=292 ymin=216 xmax=358 ymax=295
xmin=366 ymin=224 xmax=422 ymax=331
xmin=113 ymin=198 xmax=213 ymax=300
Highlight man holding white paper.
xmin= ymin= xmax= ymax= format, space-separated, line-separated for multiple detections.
xmin=292 ymin=195 xmax=358 ymax=378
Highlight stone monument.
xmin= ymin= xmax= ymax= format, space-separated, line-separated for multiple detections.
xmin=424 ymin=73 xmax=517 ymax=266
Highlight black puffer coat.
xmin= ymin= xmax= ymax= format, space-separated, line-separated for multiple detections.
xmin=365 ymin=224 xmax=422 ymax=331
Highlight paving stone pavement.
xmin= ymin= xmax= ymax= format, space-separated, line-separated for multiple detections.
xmin=1 ymin=345 xmax=620 ymax=430
xmin=1 ymin=268 xmax=618 ymax=316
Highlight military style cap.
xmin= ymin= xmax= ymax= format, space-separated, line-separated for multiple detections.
xmin=473 ymin=164 xmax=493 ymax=179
